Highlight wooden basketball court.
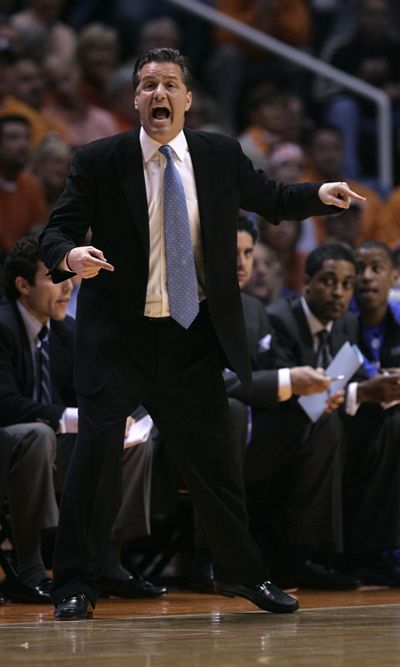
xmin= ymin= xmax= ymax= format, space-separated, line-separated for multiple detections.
xmin=0 ymin=587 xmax=399 ymax=665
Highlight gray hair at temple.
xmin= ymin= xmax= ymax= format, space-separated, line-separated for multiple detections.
xmin=132 ymin=48 xmax=193 ymax=91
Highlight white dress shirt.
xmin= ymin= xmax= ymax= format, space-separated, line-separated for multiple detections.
xmin=140 ymin=127 xmax=206 ymax=317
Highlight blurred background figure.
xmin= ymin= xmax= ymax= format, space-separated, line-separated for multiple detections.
xmin=0 ymin=114 xmax=46 ymax=263
xmin=43 ymin=54 xmax=118 ymax=148
xmin=76 ymin=22 xmax=120 ymax=110
xmin=10 ymin=0 xmax=76 ymax=60
xmin=242 ymin=240 xmax=284 ymax=306
xmin=30 ymin=135 xmax=72 ymax=219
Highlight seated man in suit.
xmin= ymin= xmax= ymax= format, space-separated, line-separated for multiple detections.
xmin=344 ymin=239 xmax=400 ymax=584
xmin=0 ymin=237 xmax=165 ymax=602
xmin=267 ymin=242 xmax=400 ymax=586
xmin=224 ymin=218 xmax=359 ymax=589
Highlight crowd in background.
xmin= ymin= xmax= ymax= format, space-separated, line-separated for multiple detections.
xmin=1 ymin=0 xmax=400 ymax=292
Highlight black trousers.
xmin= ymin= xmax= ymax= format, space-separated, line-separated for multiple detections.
xmin=343 ymin=405 xmax=400 ymax=553
xmin=244 ymin=403 xmax=344 ymax=554
xmin=52 ymin=305 xmax=267 ymax=606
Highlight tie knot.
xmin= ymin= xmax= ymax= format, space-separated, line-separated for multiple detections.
xmin=159 ymin=145 xmax=173 ymax=160
xmin=38 ymin=325 xmax=49 ymax=343
xmin=317 ymin=329 xmax=329 ymax=344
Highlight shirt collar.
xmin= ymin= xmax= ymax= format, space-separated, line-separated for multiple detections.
xmin=300 ymin=296 xmax=333 ymax=336
xmin=16 ymin=301 xmax=49 ymax=346
xmin=140 ymin=127 xmax=188 ymax=163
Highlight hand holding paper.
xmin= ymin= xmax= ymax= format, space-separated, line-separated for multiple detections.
xmin=298 ymin=342 xmax=364 ymax=422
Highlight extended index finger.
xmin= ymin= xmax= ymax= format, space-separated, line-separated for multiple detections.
xmin=86 ymin=255 xmax=114 ymax=271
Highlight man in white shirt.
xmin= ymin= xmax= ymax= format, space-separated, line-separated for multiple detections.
xmin=40 ymin=47 xmax=365 ymax=620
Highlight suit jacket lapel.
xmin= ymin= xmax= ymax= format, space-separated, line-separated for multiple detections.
xmin=184 ymin=129 xmax=215 ymax=251
xmin=291 ymin=299 xmax=316 ymax=365
xmin=119 ymin=128 xmax=149 ymax=258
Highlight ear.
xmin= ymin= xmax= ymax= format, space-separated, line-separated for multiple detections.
xmin=134 ymin=94 xmax=138 ymax=110
xmin=185 ymin=90 xmax=192 ymax=113
xmin=303 ymin=274 xmax=310 ymax=295
xmin=14 ymin=276 xmax=30 ymax=298
xmin=391 ymin=267 xmax=399 ymax=288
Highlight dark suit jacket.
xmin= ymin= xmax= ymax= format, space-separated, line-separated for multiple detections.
xmin=266 ymin=296 xmax=360 ymax=370
xmin=0 ymin=299 xmax=75 ymax=430
xmin=225 ymin=292 xmax=283 ymax=407
xmin=39 ymin=128 xmax=336 ymax=396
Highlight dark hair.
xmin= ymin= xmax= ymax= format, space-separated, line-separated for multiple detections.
xmin=238 ymin=214 xmax=258 ymax=243
xmin=305 ymin=243 xmax=355 ymax=277
xmin=3 ymin=236 xmax=40 ymax=300
xmin=132 ymin=47 xmax=192 ymax=90
xmin=0 ymin=114 xmax=30 ymax=141
xmin=307 ymin=123 xmax=343 ymax=147
xmin=356 ymin=239 xmax=394 ymax=266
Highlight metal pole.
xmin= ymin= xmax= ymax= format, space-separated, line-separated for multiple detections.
xmin=167 ymin=0 xmax=393 ymax=189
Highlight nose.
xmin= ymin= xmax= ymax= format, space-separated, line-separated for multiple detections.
xmin=237 ymin=251 xmax=245 ymax=269
xmin=154 ymin=82 xmax=166 ymax=99
xmin=64 ymin=279 xmax=73 ymax=295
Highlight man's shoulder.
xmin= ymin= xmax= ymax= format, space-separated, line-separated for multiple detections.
xmin=184 ymin=127 xmax=239 ymax=151
xmin=76 ymin=128 xmax=139 ymax=159
xmin=267 ymin=295 xmax=300 ymax=320
xmin=0 ymin=298 xmax=18 ymax=327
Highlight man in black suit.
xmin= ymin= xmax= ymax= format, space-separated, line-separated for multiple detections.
xmin=224 ymin=218 xmax=357 ymax=590
xmin=267 ymin=242 xmax=400 ymax=584
xmin=344 ymin=240 xmax=400 ymax=584
xmin=39 ymin=47 xmax=365 ymax=620
xmin=0 ymin=237 xmax=162 ymax=603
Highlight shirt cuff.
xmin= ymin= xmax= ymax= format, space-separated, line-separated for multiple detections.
xmin=59 ymin=407 xmax=78 ymax=433
xmin=346 ymin=382 xmax=360 ymax=416
xmin=278 ymin=368 xmax=292 ymax=402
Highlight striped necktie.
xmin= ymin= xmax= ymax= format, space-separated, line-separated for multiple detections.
xmin=37 ymin=325 xmax=52 ymax=403
xmin=159 ymin=144 xmax=199 ymax=329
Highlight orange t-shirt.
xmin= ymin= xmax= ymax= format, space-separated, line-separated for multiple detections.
xmin=0 ymin=171 xmax=47 ymax=251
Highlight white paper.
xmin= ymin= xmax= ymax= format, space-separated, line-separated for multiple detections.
xmin=298 ymin=342 xmax=364 ymax=422
xmin=124 ymin=414 xmax=154 ymax=449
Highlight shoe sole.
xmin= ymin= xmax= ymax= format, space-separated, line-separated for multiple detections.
xmin=54 ymin=611 xmax=93 ymax=621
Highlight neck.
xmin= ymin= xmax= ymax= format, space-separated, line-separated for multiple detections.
xmin=360 ymin=303 xmax=388 ymax=327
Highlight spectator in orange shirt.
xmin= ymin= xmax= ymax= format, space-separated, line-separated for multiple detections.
xmin=4 ymin=55 xmax=72 ymax=146
xmin=0 ymin=115 xmax=46 ymax=258
xmin=379 ymin=186 xmax=400 ymax=248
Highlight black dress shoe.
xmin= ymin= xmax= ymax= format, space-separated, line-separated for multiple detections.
xmin=214 ymin=580 xmax=299 ymax=613
xmin=2 ymin=576 xmax=53 ymax=603
xmin=275 ymin=560 xmax=360 ymax=591
xmin=98 ymin=573 xmax=167 ymax=598
xmin=54 ymin=594 xmax=93 ymax=621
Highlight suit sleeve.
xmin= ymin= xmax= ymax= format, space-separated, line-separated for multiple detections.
xmin=235 ymin=140 xmax=339 ymax=222
xmin=39 ymin=147 xmax=96 ymax=282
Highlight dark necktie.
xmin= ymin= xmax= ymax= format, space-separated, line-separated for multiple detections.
xmin=37 ymin=325 xmax=52 ymax=403
xmin=159 ymin=144 xmax=199 ymax=329
xmin=316 ymin=329 xmax=332 ymax=369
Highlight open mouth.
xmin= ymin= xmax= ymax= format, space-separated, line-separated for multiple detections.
xmin=152 ymin=107 xmax=170 ymax=120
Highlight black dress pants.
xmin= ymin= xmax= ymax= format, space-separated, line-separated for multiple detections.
xmin=52 ymin=304 xmax=267 ymax=605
